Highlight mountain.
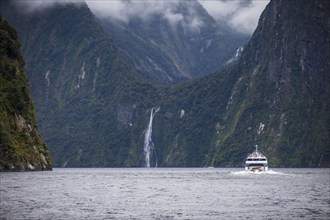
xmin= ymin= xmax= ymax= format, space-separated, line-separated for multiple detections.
xmin=0 ymin=0 xmax=248 ymax=167
xmin=115 ymin=0 xmax=330 ymax=167
xmin=207 ymin=0 xmax=330 ymax=167
xmin=95 ymin=0 xmax=250 ymax=83
xmin=1 ymin=0 xmax=329 ymax=168
xmin=0 ymin=0 xmax=143 ymax=167
xmin=0 ymin=16 xmax=52 ymax=171
xmin=152 ymin=0 xmax=330 ymax=167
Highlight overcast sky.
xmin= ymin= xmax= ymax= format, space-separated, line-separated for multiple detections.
xmin=14 ymin=0 xmax=270 ymax=34
xmin=199 ymin=0 xmax=269 ymax=34
xmin=86 ymin=0 xmax=269 ymax=34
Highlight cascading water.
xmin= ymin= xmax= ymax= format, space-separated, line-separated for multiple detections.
xmin=144 ymin=107 xmax=160 ymax=168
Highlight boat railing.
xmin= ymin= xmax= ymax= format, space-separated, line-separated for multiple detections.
xmin=246 ymin=158 xmax=267 ymax=161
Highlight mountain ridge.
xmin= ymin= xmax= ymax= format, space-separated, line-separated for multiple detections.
xmin=0 ymin=16 xmax=52 ymax=171
xmin=206 ymin=0 xmax=330 ymax=167
xmin=94 ymin=0 xmax=250 ymax=82
xmin=1 ymin=0 xmax=329 ymax=168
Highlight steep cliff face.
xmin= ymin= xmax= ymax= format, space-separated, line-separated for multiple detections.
xmin=0 ymin=1 xmax=143 ymax=167
xmin=129 ymin=0 xmax=330 ymax=168
xmin=96 ymin=0 xmax=249 ymax=82
xmin=206 ymin=0 xmax=330 ymax=167
xmin=0 ymin=16 xmax=52 ymax=171
xmin=1 ymin=0 xmax=328 ymax=168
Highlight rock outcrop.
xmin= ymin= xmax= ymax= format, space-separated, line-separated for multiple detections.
xmin=0 ymin=16 xmax=52 ymax=171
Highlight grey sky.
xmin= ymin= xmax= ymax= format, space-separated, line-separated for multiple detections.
xmin=13 ymin=0 xmax=269 ymax=34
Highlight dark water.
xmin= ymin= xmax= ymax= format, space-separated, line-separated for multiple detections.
xmin=1 ymin=168 xmax=329 ymax=219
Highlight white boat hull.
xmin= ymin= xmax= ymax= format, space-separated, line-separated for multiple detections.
xmin=245 ymin=145 xmax=268 ymax=172
xmin=245 ymin=165 xmax=268 ymax=172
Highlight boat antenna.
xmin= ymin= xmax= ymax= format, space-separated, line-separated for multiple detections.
xmin=255 ymin=144 xmax=258 ymax=152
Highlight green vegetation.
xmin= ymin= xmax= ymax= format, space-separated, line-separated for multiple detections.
xmin=97 ymin=1 xmax=250 ymax=82
xmin=0 ymin=0 xmax=328 ymax=168
xmin=0 ymin=16 xmax=52 ymax=171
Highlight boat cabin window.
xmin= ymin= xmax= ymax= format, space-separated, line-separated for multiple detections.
xmin=247 ymin=158 xmax=267 ymax=161
xmin=248 ymin=164 xmax=265 ymax=167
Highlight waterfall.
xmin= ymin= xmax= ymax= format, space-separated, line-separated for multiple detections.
xmin=144 ymin=107 xmax=160 ymax=168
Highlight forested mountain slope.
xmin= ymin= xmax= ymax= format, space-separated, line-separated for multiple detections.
xmin=0 ymin=1 xmax=142 ymax=166
xmin=1 ymin=0 xmax=329 ymax=167
xmin=153 ymin=0 xmax=330 ymax=167
xmin=208 ymin=0 xmax=330 ymax=167
xmin=95 ymin=0 xmax=249 ymax=82
xmin=120 ymin=0 xmax=330 ymax=167
xmin=0 ymin=16 xmax=52 ymax=171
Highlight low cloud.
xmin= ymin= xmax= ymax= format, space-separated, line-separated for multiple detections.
xmin=14 ymin=0 xmax=205 ymax=32
xmin=86 ymin=1 xmax=163 ymax=23
xmin=86 ymin=0 xmax=205 ymax=32
xmin=199 ymin=0 xmax=269 ymax=34
xmin=87 ymin=0 xmax=269 ymax=34
xmin=12 ymin=0 xmax=84 ymax=13
xmin=12 ymin=0 xmax=269 ymax=34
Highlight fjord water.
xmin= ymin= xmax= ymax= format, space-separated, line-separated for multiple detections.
xmin=1 ymin=168 xmax=329 ymax=219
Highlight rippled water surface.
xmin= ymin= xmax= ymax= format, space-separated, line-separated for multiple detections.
xmin=1 ymin=168 xmax=329 ymax=219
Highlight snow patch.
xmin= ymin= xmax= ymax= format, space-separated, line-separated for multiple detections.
xmin=45 ymin=70 xmax=51 ymax=87
xmin=180 ymin=109 xmax=185 ymax=118
xmin=257 ymin=122 xmax=265 ymax=135
xmin=75 ymin=62 xmax=87 ymax=89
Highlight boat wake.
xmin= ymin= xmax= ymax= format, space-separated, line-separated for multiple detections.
xmin=231 ymin=169 xmax=287 ymax=175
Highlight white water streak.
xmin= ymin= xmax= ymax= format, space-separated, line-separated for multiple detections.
xmin=144 ymin=107 xmax=160 ymax=167
xmin=231 ymin=169 xmax=288 ymax=175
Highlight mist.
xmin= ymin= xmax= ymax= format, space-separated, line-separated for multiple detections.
xmin=86 ymin=0 xmax=269 ymax=34
xmin=11 ymin=0 xmax=269 ymax=34
xmin=199 ymin=0 xmax=269 ymax=34
xmin=12 ymin=0 xmax=84 ymax=13
xmin=86 ymin=0 xmax=206 ymax=32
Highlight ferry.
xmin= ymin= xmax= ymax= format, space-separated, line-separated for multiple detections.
xmin=245 ymin=145 xmax=268 ymax=172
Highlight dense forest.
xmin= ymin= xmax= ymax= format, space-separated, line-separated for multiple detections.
xmin=0 ymin=16 xmax=52 ymax=171
xmin=0 ymin=0 xmax=329 ymax=168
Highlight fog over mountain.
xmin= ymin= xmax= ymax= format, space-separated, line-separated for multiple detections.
xmin=11 ymin=0 xmax=266 ymax=80
xmin=13 ymin=0 xmax=268 ymax=34
xmin=88 ymin=0 xmax=269 ymax=34
xmin=1 ymin=0 xmax=328 ymax=168
xmin=199 ymin=0 xmax=269 ymax=34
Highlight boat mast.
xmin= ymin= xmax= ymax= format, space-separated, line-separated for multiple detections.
xmin=255 ymin=144 xmax=258 ymax=153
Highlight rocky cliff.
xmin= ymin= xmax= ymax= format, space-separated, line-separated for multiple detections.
xmin=0 ymin=16 xmax=52 ymax=171
xmin=129 ymin=0 xmax=330 ymax=167
xmin=205 ymin=0 xmax=330 ymax=167
xmin=1 ymin=0 xmax=329 ymax=168
xmin=96 ymin=0 xmax=249 ymax=82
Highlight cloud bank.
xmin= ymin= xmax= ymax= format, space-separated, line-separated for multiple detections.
xmin=86 ymin=0 xmax=206 ymax=32
xmin=86 ymin=1 xmax=164 ymax=23
xmin=12 ymin=0 xmax=269 ymax=34
xmin=199 ymin=0 xmax=269 ymax=34
xmin=87 ymin=0 xmax=269 ymax=34
xmin=13 ymin=0 xmax=84 ymax=13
